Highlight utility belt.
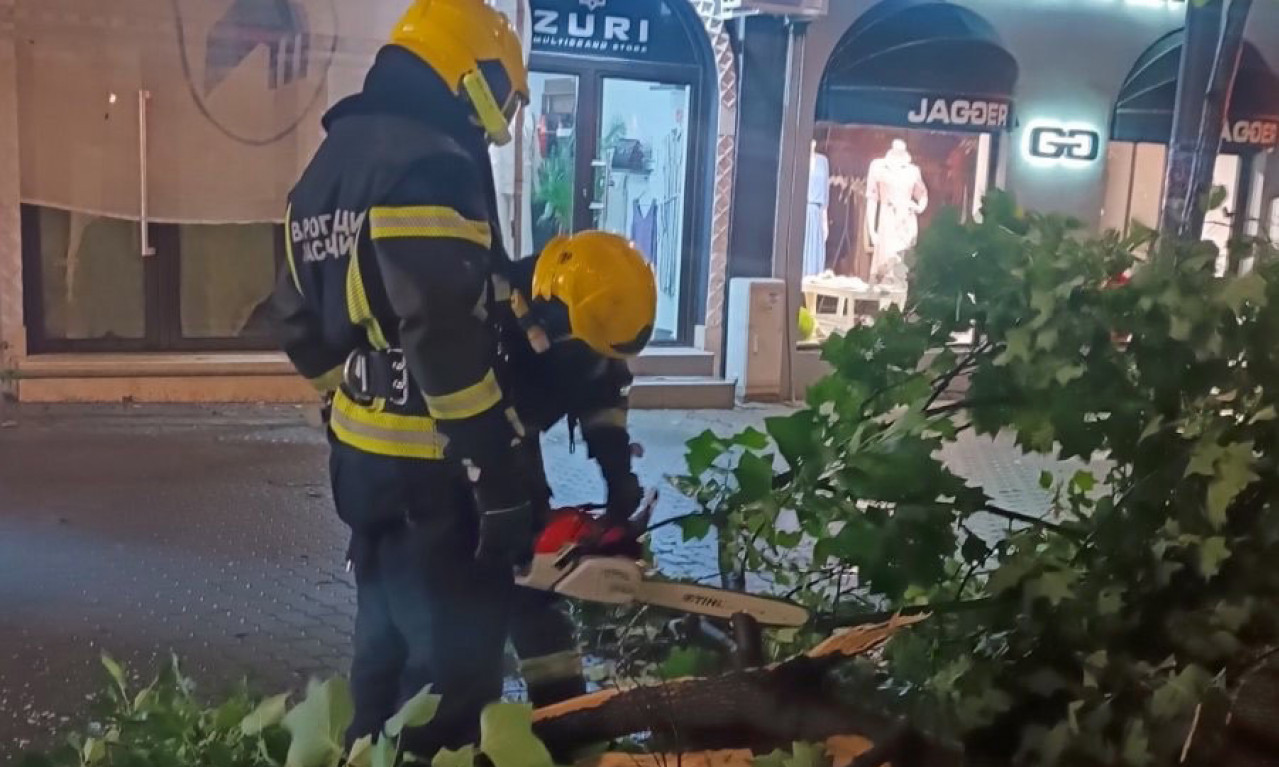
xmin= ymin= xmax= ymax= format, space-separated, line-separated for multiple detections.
xmin=342 ymin=348 xmax=411 ymax=407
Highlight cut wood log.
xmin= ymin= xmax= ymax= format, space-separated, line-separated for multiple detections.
xmin=581 ymin=734 xmax=876 ymax=767
xmin=533 ymin=615 xmax=958 ymax=766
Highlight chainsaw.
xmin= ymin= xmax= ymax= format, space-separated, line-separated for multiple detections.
xmin=516 ymin=491 xmax=810 ymax=628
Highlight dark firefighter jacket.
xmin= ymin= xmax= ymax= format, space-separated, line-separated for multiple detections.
xmin=271 ymin=45 xmax=527 ymax=517
xmin=498 ymin=256 xmax=637 ymax=505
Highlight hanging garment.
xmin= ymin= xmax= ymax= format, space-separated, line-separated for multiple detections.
xmin=631 ymin=199 xmax=658 ymax=266
xmin=803 ymin=152 xmax=830 ymax=277
xmin=866 ymin=158 xmax=928 ymax=287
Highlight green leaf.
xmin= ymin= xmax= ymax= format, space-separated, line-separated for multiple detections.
xmin=785 ymin=742 xmax=825 ymax=767
xmin=733 ymin=427 xmax=770 ymax=450
xmin=1186 ymin=440 xmax=1224 ymax=478
xmin=347 ymin=736 xmax=374 ymax=767
xmin=81 ymin=737 xmax=106 ymax=765
xmin=1169 ymin=314 xmax=1193 ymax=341
xmin=1250 ymin=405 xmax=1277 ymax=423
xmin=766 ymin=412 xmax=817 ymax=470
xmin=678 ymin=514 xmax=714 ymax=541
xmin=1121 ymin=718 xmax=1152 ymax=766
xmin=432 ymin=746 xmax=476 ymax=767
xmin=1055 ymin=364 xmax=1086 ymax=386
xmin=734 ymin=451 xmax=774 ymax=503
xmin=241 ymin=693 xmax=290 ymax=736
xmin=659 ymin=647 xmax=718 ymax=680
xmin=1039 ymin=470 xmax=1055 ymax=490
xmin=1205 ymin=184 xmax=1229 ymax=211
xmin=1220 ymin=271 xmax=1267 ymax=313
xmin=370 ymin=735 xmax=396 ymax=767
xmin=754 ymin=750 xmax=789 ymax=767
xmin=282 ymin=679 xmax=346 ymax=767
xmin=962 ymin=534 xmax=991 ymax=564
xmin=685 ymin=430 xmax=726 ymax=477
xmin=1097 ymin=588 xmax=1124 ymax=616
xmin=1150 ymin=665 xmax=1211 ymax=720
xmin=384 ymin=685 xmax=440 ymax=738
xmin=1207 ymin=441 xmax=1259 ymax=528
xmin=1197 ymin=536 xmax=1231 ymax=578
xmin=1026 ymin=570 xmax=1077 ymax=606
xmin=101 ymin=655 xmax=128 ymax=699
xmin=479 ymin=703 xmax=553 ymax=767
xmin=1070 ymin=470 xmax=1096 ymax=493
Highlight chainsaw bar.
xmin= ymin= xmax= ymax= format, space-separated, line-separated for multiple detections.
xmin=632 ymin=579 xmax=810 ymax=628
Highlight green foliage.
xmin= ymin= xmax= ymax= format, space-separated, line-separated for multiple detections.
xmin=672 ymin=191 xmax=1279 ymax=765
xmin=24 ymin=657 xmax=548 ymax=767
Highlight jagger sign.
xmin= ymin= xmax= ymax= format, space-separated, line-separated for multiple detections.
xmin=1223 ymin=118 xmax=1279 ymax=148
xmin=907 ymin=97 xmax=1012 ymax=130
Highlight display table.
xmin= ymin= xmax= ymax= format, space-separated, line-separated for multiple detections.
xmin=802 ymin=274 xmax=907 ymax=335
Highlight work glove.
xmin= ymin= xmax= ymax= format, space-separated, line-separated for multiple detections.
xmin=605 ymin=472 xmax=644 ymax=523
xmin=476 ymin=501 xmax=537 ymax=572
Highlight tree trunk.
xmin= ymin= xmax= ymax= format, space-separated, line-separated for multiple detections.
xmin=531 ymin=616 xmax=959 ymax=764
xmin=1158 ymin=0 xmax=1254 ymax=240
xmin=1159 ymin=0 xmax=1222 ymax=237
xmin=1184 ymin=0 xmax=1253 ymax=240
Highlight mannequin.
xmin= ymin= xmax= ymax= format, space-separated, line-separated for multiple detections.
xmin=803 ymin=139 xmax=831 ymax=277
xmin=865 ymin=139 xmax=928 ymax=288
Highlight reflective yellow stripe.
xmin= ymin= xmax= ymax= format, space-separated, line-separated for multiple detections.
xmin=518 ymin=650 xmax=583 ymax=685
xmin=309 ymin=365 xmax=344 ymax=394
xmin=284 ymin=204 xmax=302 ymax=294
xmin=346 ymin=247 xmax=390 ymax=351
xmin=425 ymin=370 xmax=503 ymax=421
xmin=369 ymin=205 xmax=492 ymax=248
xmin=581 ymin=407 xmax=628 ymax=431
xmin=330 ymin=390 xmax=445 ymax=460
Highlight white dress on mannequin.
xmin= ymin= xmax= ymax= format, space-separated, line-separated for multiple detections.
xmin=865 ymin=140 xmax=928 ymax=287
xmin=803 ymin=146 xmax=830 ymax=277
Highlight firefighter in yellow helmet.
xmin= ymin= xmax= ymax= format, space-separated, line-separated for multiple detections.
xmin=270 ymin=0 xmax=533 ymax=755
xmin=496 ymin=231 xmax=657 ymax=708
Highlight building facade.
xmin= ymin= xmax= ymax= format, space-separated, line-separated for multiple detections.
xmin=0 ymin=0 xmax=733 ymax=402
xmin=735 ymin=0 xmax=1279 ymax=395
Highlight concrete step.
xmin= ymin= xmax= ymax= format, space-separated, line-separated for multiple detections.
xmin=629 ymin=376 xmax=737 ymax=410
xmin=630 ymin=346 xmax=716 ymax=378
xmin=13 ymin=353 xmax=738 ymax=409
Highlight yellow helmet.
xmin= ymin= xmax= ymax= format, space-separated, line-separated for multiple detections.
xmin=390 ymin=0 xmax=529 ymax=145
xmin=532 ymin=231 xmax=658 ymax=359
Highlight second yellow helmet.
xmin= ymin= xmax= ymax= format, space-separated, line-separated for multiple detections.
xmin=390 ymin=0 xmax=529 ymax=145
xmin=532 ymin=231 xmax=658 ymax=359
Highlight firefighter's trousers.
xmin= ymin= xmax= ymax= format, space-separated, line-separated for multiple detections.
xmin=329 ymin=438 xmax=512 ymax=756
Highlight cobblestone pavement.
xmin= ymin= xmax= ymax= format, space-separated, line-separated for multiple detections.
xmin=0 ymin=403 xmax=1063 ymax=759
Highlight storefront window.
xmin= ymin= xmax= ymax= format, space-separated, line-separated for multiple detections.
xmin=34 ymin=208 xmax=145 ymax=342
xmin=800 ymin=123 xmax=993 ymax=344
xmin=1100 ymin=144 xmax=1277 ymax=276
xmin=179 ymin=224 xmax=278 ymax=340
xmin=521 ymin=72 xmax=580 ymax=258
xmin=596 ymin=78 xmax=691 ymax=342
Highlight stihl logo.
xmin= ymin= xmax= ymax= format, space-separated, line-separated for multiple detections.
xmin=1028 ymin=126 xmax=1101 ymax=162
xmin=683 ymin=593 xmax=724 ymax=610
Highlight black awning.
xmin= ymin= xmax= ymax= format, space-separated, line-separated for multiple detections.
xmin=816 ymin=0 xmax=1019 ymax=133
xmin=1112 ymin=29 xmax=1279 ymax=151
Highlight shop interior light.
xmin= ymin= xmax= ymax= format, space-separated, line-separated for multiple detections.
xmin=108 ymin=93 xmax=118 ymax=105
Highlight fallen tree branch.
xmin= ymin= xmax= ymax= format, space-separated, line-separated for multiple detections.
xmin=533 ymin=616 xmax=960 ymax=765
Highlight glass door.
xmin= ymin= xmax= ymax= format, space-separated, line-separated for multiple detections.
xmin=593 ymin=78 xmax=692 ymax=343
xmin=521 ymin=72 xmax=581 ymax=258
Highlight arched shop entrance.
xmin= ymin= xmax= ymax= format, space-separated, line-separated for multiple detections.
xmin=1103 ymin=29 xmax=1279 ymax=272
xmin=802 ymin=0 xmax=1017 ymax=336
xmin=521 ymin=0 xmax=715 ymax=345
